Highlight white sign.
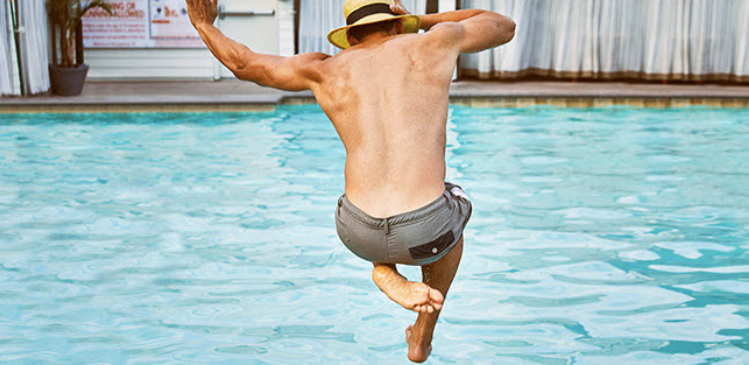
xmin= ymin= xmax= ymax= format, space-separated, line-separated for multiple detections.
xmin=82 ymin=0 xmax=204 ymax=48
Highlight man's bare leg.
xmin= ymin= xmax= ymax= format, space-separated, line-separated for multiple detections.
xmin=406 ymin=238 xmax=464 ymax=363
xmin=370 ymin=238 xmax=464 ymax=362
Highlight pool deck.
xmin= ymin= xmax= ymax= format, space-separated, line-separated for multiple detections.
xmin=1 ymin=80 xmax=748 ymax=113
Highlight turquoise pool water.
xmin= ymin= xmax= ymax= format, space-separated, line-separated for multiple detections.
xmin=0 ymin=106 xmax=748 ymax=364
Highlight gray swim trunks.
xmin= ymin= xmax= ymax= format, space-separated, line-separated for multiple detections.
xmin=335 ymin=182 xmax=472 ymax=266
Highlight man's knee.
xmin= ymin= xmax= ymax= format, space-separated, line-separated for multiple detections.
xmin=372 ymin=263 xmax=397 ymax=282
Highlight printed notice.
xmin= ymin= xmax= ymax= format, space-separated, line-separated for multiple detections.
xmin=83 ymin=0 xmax=203 ymax=48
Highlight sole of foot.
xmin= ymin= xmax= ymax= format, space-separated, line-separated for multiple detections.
xmin=383 ymin=279 xmax=444 ymax=313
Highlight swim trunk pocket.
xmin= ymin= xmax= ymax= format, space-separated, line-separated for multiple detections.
xmin=408 ymin=230 xmax=455 ymax=261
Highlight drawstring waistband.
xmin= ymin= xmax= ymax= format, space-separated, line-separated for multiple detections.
xmin=337 ymin=192 xmax=450 ymax=230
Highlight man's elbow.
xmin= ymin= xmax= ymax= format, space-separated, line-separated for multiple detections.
xmin=230 ymin=59 xmax=271 ymax=85
xmin=223 ymin=48 xmax=259 ymax=81
xmin=228 ymin=62 xmax=246 ymax=78
xmin=502 ymin=18 xmax=516 ymax=44
xmin=494 ymin=16 xmax=515 ymax=45
xmin=229 ymin=63 xmax=260 ymax=84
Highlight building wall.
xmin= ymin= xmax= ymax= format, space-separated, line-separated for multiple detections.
xmin=85 ymin=0 xmax=294 ymax=80
xmin=86 ymin=49 xmax=215 ymax=80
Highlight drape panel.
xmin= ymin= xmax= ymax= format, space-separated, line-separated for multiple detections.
xmin=460 ymin=0 xmax=749 ymax=82
xmin=1 ymin=0 xmax=17 ymax=96
xmin=299 ymin=0 xmax=426 ymax=55
xmin=0 ymin=0 xmax=49 ymax=96
xmin=17 ymin=0 xmax=49 ymax=95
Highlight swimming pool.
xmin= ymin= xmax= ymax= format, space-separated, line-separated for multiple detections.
xmin=1 ymin=106 xmax=747 ymax=363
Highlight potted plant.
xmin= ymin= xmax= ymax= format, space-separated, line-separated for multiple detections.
xmin=46 ymin=0 xmax=112 ymax=96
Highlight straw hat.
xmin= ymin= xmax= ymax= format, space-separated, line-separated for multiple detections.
xmin=327 ymin=0 xmax=421 ymax=49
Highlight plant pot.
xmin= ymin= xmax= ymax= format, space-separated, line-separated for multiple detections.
xmin=49 ymin=63 xmax=89 ymax=97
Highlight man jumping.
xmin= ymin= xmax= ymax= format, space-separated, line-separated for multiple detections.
xmin=186 ymin=0 xmax=514 ymax=361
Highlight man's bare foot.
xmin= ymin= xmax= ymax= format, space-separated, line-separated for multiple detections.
xmin=372 ymin=265 xmax=444 ymax=313
xmin=406 ymin=325 xmax=432 ymax=363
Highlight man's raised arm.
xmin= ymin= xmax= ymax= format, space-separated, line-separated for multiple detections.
xmin=391 ymin=1 xmax=515 ymax=54
xmin=186 ymin=0 xmax=329 ymax=91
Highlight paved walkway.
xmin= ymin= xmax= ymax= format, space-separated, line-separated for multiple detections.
xmin=1 ymin=80 xmax=748 ymax=113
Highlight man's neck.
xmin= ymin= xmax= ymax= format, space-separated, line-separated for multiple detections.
xmin=359 ymin=31 xmax=397 ymax=45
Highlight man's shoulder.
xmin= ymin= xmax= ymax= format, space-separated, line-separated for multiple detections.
xmin=387 ymin=30 xmax=463 ymax=54
xmin=379 ymin=25 xmax=464 ymax=54
xmin=321 ymin=31 xmax=459 ymax=67
xmin=420 ymin=23 xmax=465 ymax=47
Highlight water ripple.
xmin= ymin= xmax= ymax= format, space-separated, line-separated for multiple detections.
xmin=1 ymin=107 xmax=748 ymax=363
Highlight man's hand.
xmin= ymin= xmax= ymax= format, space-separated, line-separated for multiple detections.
xmin=390 ymin=0 xmax=411 ymax=15
xmin=186 ymin=0 xmax=218 ymax=28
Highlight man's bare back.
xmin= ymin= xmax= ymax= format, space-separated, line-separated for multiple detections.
xmin=313 ymin=32 xmax=456 ymax=217
xmin=186 ymin=0 xmax=514 ymax=361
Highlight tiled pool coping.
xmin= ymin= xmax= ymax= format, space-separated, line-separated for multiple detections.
xmin=1 ymin=81 xmax=747 ymax=113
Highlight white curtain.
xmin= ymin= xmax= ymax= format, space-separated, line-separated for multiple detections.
xmin=17 ymin=0 xmax=50 ymax=95
xmin=460 ymin=0 xmax=749 ymax=82
xmin=1 ymin=0 xmax=18 ymax=96
xmin=0 ymin=0 xmax=49 ymax=96
xmin=299 ymin=0 xmax=427 ymax=55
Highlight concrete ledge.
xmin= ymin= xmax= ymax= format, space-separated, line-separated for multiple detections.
xmin=449 ymin=81 xmax=749 ymax=99
xmin=2 ymin=80 xmax=748 ymax=113
xmin=0 ymin=104 xmax=277 ymax=114
xmin=451 ymin=97 xmax=749 ymax=108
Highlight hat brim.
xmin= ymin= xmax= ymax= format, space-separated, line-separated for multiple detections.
xmin=327 ymin=14 xmax=421 ymax=49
